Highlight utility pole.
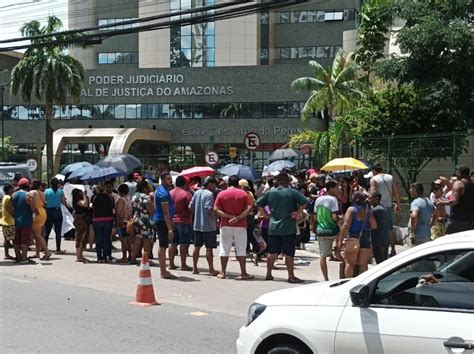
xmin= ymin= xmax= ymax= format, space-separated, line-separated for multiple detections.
xmin=1 ymin=81 xmax=10 ymax=162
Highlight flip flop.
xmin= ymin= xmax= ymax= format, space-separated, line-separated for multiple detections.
xmin=265 ymin=275 xmax=274 ymax=281
xmin=180 ymin=266 xmax=193 ymax=271
xmin=41 ymin=253 xmax=52 ymax=261
xmin=239 ymin=274 xmax=254 ymax=280
xmin=161 ymin=273 xmax=177 ymax=279
xmin=208 ymin=271 xmax=219 ymax=276
xmin=217 ymin=273 xmax=226 ymax=279
xmin=288 ymin=277 xmax=305 ymax=284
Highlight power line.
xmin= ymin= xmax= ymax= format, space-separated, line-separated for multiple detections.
xmin=0 ymin=0 xmax=309 ymax=52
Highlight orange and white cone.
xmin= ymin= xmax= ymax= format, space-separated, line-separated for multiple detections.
xmin=130 ymin=252 xmax=160 ymax=306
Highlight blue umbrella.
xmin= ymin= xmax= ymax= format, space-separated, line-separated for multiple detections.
xmin=219 ymin=164 xmax=259 ymax=181
xmin=265 ymin=160 xmax=296 ymax=173
xmin=81 ymin=166 xmax=127 ymax=183
xmin=61 ymin=161 xmax=92 ymax=175
xmin=68 ymin=165 xmax=100 ymax=180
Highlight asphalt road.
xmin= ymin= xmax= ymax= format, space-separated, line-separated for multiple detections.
xmin=0 ymin=273 xmax=244 ymax=353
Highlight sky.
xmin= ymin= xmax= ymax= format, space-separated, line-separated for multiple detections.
xmin=0 ymin=0 xmax=68 ymax=49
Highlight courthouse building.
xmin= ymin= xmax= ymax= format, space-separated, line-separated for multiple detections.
xmin=1 ymin=0 xmax=361 ymax=172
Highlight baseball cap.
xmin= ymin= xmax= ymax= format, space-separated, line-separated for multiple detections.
xmin=18 ymin=178 xmax=30 ymax=187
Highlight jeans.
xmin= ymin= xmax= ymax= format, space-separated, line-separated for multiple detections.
xmin=44 ymin=208 xmax=63 ymax=251
xmin=93 ymin=221 xmax=113 ymax=261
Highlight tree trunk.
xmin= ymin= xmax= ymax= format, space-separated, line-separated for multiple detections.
xmin=45 ymin=102 xmax=54 ymax=181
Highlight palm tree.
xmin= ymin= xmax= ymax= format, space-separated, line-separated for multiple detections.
xmin=11 ymin=16 xmax=85 ymax=179
xmin=291 ymin=48 xmax=363 ymax=122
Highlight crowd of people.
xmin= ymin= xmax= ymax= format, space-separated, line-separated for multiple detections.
xmin=1 ymin=163 xmax=472 ymax=283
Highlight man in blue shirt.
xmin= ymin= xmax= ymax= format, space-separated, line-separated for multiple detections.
xmin=153 ymin=172 xmax=176 ymax=279
xmin=409 ymin=182 xmax=437 ymax=245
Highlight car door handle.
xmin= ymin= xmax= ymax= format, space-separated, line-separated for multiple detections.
xmin=444 ymin=337 xmax=473 ymax=350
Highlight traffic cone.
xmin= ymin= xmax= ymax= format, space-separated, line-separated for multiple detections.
xmin=130 ymin=252 xmax=160 ymax=306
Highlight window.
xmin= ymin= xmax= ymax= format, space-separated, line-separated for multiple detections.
xmin=97 ymin=52 xmax=138 ymax=65
xmin=279 ymin=12 xmax=289 ymax=23
xmin=276 ymin=9 xmax=356 ymax=24
xmin=98 ymin=18 xmax=138 ymax=30
xmin=372 ymin=250 xmax=474 ymax=310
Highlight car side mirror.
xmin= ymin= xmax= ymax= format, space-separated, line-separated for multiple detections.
xmin=350 ymin=284 xmax=370 ymax=308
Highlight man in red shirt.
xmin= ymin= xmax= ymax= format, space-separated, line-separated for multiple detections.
xmin=169 ymin=176 xmax=193 ymax=270
xmin=214 ymin=175 xmax=253 ymax=280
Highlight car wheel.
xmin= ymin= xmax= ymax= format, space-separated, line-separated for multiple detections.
xmin=267 ymin=343 xmax=311 ymax=354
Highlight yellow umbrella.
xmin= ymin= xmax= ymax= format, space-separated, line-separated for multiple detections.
xmin=320 ymin=157 xmax=368 ymax=172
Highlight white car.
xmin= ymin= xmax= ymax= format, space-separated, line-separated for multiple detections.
xmin=237 ymin=231 xmax=474 ymax=354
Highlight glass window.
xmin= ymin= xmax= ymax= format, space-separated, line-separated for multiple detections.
xmin=136 ymin=104 xmax=145 ymax=119
xmin=78 ymin=105 xmax=93 ymax=119
xmin=276 ymin=103 xmax=287 ymax=118
xmin=260 ymin=48 xmax=269 ymax=60
xmin=239 ymin=103 xmax=251 ymax=118
xmin=192 ymin=48 xmax=203 ymax=63
xmin=92 ymin=105 xmax=103 ymax=119
xmin=288 ymin=102 xmax=301 ymax=117
xmin=307 ymin=11 xmax=317 ymax=22
xmin=279 ymin=12 xmax=289 ymax=23
xmin=181 ymin=35 xmax=192 ymax=49
xmin=115 ymin=105 xmax=126 ymax=119
xmin=204 ymin=22 xmax=214 ymax=35
xmin=290 ymin=47 xmax=299 ymax=59
xmin=344 ymin=9 xmax=355 ymax=21
xmin=372 ymin=250 xmax=474 ymax=310
xmin=251 ymin=103 xmax=263 ymax=118
xmin=280 ymin=48 xmax=290 ymax=60
xmin=324 ymin=11 xmax=334 ymax=21
xmin=316 ymin=10 xmax=325 ymax=22
xmin=170 ymin=0 xmax=180 ymax=11
xmin=103 ymin=105 xmax=115 ymax=119
xmin=333 ymin=11 xmax=344 ymax=20
xmin=145 ymin=104 xmax=158 ymax=119
xmin=316 ymin=46 xmax=325 ymax=58
xmin=263 ymin=103 xmax=277 ymax=118
xmin=123 ymin=53 xmax=132 ymax=64
xmin=181 ymin=104 xmax=193 ymax=119
xmin=69 ymin=105 xmax=82 ymax=119
xmin=181 ymin=25 xmax=191 ymax=36
xmin=260 ymin=13 xmax=269 ymax=24
xmin=206 ymin=48 xmax=215 ymax=62
xmin=131 ymin=52 xmax=138 ymax=64
xmin=193 ymin=104 xmax=205 ymax=119
xmin=125 ymin=104 xmax=137 ymax=119
xmin=290 ymin=12 xmax=300 ymax=23
xmin=299 ymin=11 xmax=308 ymax=23
xmin=98 ymin=53 xmax=108 ymax=64
xmin=161 ymin=104 xmax=170 ymax=118
xmin=114 ymin=53 xmax=123 ymax=64
xmin=205 ymin=35 xmax=215 ymax=48
xmin=107 ymin=53 xmax=116 ymax=64
xmin=98 ymin=19 xmax=107 ymax=29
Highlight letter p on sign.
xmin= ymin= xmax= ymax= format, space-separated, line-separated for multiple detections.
xmin=244 ymin=132 xmax=261 ymax=151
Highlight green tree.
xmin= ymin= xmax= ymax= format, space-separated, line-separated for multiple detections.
xmin=347 ymin=85 xmax=468 ymax=196
xmin=0 ymin=136 xmax=18 ymax=161
xmin=356 ymin=0 xmax=392 ymax=82
xmin=375 ymin=0 xmax=473 ymax=129
xmin=291 ymin=48 xmax=363 ymax=122
xmin=10 ymin=16 xmax=86 ymax=179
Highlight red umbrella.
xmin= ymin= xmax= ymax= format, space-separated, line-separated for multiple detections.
xmin=179 ymin=166 xmax=215 ymax=178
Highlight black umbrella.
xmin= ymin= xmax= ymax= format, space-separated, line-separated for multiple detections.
xmin=95 ymin=153 xmax=141 ymax=172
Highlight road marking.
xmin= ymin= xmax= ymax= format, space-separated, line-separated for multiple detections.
xmin=189 ymin=311 xmax=208 ymax=317
xmin=5 ymin=277 xmax=30 ymax=283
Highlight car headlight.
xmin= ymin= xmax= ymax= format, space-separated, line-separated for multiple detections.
xmin=247 ymin=303 xmax=266 ymax=326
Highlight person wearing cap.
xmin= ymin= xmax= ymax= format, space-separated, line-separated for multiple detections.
xmin=369 ymin=163 xmax=401 ymax=257
xmin=214 ymin=175 xmax=253 ymax=280
xmin=436 ymin=165 xmax=474 ymax=233
xmin=256 ymin=172 xmax=309 ymax=283
xmin=11 ymin=178 xmax=34 ymax=263
xmin=189 ymin=176 xmax=219 ymax=275
xmin=169 ymin=176 xmax=193 ymax=271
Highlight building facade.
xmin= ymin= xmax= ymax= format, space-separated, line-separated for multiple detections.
xmin=1 ymin=0 xmax=361 ymax=172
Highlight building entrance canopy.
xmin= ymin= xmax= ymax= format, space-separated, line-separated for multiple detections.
xmin=46 ymin=128 xmax=171 ymax=173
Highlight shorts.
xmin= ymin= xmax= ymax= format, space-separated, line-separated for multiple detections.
xmin=219 ymin=226 xmax=247 ymax=257
xmin=172 ymin=223 xmax=193 ymax=245
xmin=267 ymin=234 xmax=296 ymax=257
xmin=431 ymin=221 xmax=446 ymax=239
xmin=14 ymin=227 xmax=32 ymax=246
xmin=2 ymin=225 xmax=15 ymax=242
xmin=385 ymin=206 xmax=394 ymax=230
xmin=317 ymin=235 xmax=336 ymax=258
xmin=194 ymin=231 xmax=217 ymax=249
xmin=350 ymin=230 xmax=372 ymax=249
xmin=155 ymin=221 xmax=170 ymax=249
xmin=117 ymin=227 xmax=128 ymax=238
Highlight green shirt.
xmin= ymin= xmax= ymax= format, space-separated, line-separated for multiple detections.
xmin=314 ymin=195 xmax=339 ymax=235
xmin=256 ymin=187 xmax=309 ymax=236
